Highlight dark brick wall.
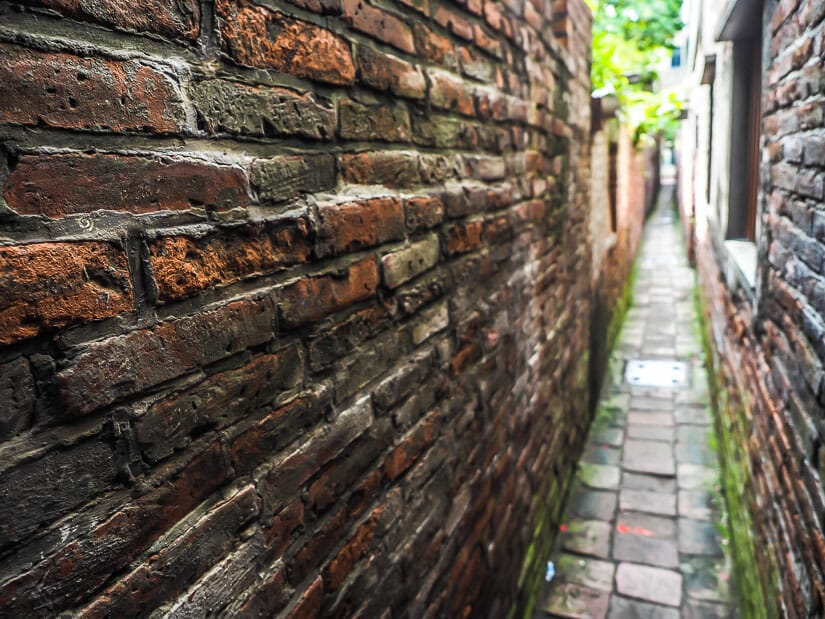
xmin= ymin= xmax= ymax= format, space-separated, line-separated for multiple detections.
xmin=693 ymin=0 xmax=825 ymax=615
xmin=0 ymin=0 xmax=594 ymax=615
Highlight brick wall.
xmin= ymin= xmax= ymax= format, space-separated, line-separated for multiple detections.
xmin=0 ymin=0 xmax=593 ymax=615
xmin=691 ymin=0 xmax=825 ymax=615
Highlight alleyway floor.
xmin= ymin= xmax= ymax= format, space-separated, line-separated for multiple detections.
xmin=535 ymin=188 xmax=737 ymax=618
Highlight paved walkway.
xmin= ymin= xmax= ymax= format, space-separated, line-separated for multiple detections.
xmin=535 ymin=187 xmax=736 ymax=618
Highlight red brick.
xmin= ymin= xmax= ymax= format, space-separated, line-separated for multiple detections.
xmin=278 ymin=257 xmax=380 ymax=328
xmin=56 ymin=297 xmax=276 ymax=416
xmin=357 ymin=45 xmax=426 ymax=99
xmin=413 ymin=23 xmax=458 ymax=67
xmin=263 ymin=500 xmax=305 ymax=554
xmin=191 ymin=79 xmax=336 ymax=140
xmin=217 ymin=0 xmax=355 ymax=85
xmin=136 ymin=346 xmax=304 ymax=462
xmin=429 ymin=69 xmax=475 ymax=116
xmin=22 ymin=0 xmax=200 ymax=40
xmin=0 ymin=44 xmax=184 ymax=133
xmin=284 ymin=0 xmax=341 ymax=14
xmin=339 ymin=99 xmax=411 ymax=141
xmin=446 ymin=220 xmax=483 ymax=255
xmin=286 ymin=576 xmax=323 ymax=619
xmin=0 ymin=443 xmax=228 ymax=616
xmin=342 ymin=0 xmax=415 ymax=53
xmin=81 ymin=486 xmax=260 ymax=618
xmin=3 ymin=153 xmax=249 ymax=218
xmin=324 ymin=510 xmax=380 ymax=589
xmin=251 ymin=153 xmax=337 ymax=203
xmin=405 ymin=196 xmax=445 ymax=232
xmin=149 ymin=220 xmax=312 ymax=301
xmin=316 ymin=197 xmax=405 ymax=256
xmin=230 ymin=392 xmax=329 ymax=477
xmin=340 ymin=151 xmax=420 ymax=188
xmin=384 ymin=409 xmax=441 ymax=480
xmin=0 ymin=242 xmax=133 ymax=345
xmin=433 ymin=5 xmax=474 ymax=40
xmin=381 ymin=234 xmax=440 ymax=288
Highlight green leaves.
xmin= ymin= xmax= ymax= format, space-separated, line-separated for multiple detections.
xmin=588 ymin=0 xmax=684 ymax=142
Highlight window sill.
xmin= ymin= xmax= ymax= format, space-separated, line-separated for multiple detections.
xmin=723 ymin=239 xmax=757 ymax=297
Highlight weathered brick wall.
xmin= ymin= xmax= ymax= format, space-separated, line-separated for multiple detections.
xmin=0 ymin=0 xmax=593 ymax=615
xmin=693 ymin=0 xmax=825 ymax=615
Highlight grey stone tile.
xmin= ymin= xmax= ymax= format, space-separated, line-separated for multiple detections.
xmin=583 ymin=443 xmax=622 ymax=466
xmin=674 ymin=407 xmax=712 ymax=425
xmin=627 ymin=424 xmax=674 ymax=442
xmin=615 ymin=563 xmax=682 ymax=607
xmin=622 ymin=440 xmax=675 ymax=476
xmin=681 ymin=600 xmax=732 ymax=618
xmin=592 ymin=427 xmax=625 ymax=448
xmin=612 ymin=532 xmax=679 ymax=569
xmin=683 ymin=557 xmax=732 ymax=604
xmin=619 ymin=489 xmax=677 ymax=517
xmin=678 ymin=490 xmax=715 ymax=521
xmin=615 ymin=511 xmax=678 ymax=538
xmin=608 ymin=595 xmax=680 ymax=619
xmin=677 ymin=464 xmax=717 ymax=490
xmin=627 ymin=412 xmax=674 ymax=427
xmin=622 ymin=472 xmax=676 ymax=494
xmin=541 ymin=582 xmax=610 ymax=619
xmin=560 ymin=520 xmax=613 ymax=559
xmin=557 ymin=553 xmax=616 ymax=591
xmin=679 ymin=519 xmax=723 ymax=556
xmin=580 ymin=463 xmax=622 ymax=491
xmin=569 ymin=485 xmax=618 ymax=521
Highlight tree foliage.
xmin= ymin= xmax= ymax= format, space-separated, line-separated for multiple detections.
xmin=586 ymin=0 xmax=684 ymax=142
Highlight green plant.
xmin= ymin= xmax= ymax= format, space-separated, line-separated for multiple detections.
xmin=586 ymin=0 xmax=685 ymax=143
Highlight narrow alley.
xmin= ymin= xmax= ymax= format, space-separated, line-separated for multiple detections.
xmin=537 ymin=187 xmax=735 ymax=618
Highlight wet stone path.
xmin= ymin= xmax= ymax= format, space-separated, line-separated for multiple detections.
xmin=535 ymin=192 xmax=736 ymax=618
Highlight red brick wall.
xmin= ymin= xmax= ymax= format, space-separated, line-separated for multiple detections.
xmin=0 ymin=0 xmax=593 ymax=615
xmin=692 ymin=0 xmax=825 ymax=615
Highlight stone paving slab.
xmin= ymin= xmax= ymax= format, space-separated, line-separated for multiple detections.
xmin=534 ymin=191 xmax=736 ymax=619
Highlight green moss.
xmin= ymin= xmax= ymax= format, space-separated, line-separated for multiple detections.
xmin=693 ymin=285 xmax=779 ymax=619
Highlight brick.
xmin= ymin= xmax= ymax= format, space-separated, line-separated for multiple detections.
xmin=429 ymin=69 xmax=475 ymax=116
xmin=0 ymin=357 xmax=35 ymax=440
xmin=81 ymin=486 xmax=260 ymax=618
xmin=316 ymin=197 xmax=405 ymax=257
xmin=258 ymin=396 xmax=373 ymax=515
xmin=21 ymin=0 xmax=200 ymax=39
xmin=230 ymin=390 xmax=330 ymax=477
xmin=149 ymin=219 xmax=312 ymax=301
xmin=384 ymin=409 xmax=441 ymax=480
xmin=0 ymin=439 xmax=118 ymax=548
xmin=278 ymin=257 xmax=380 ymax=328
xmin=0 ymin=443 xmax=228 ymax=616
xmin=0 ymin=44 xmax=184 ymax=133
xmin=413 ymin=23 xmax=458 ymax=67
xmin=411 ymin=301 xmax=449 ymax=344
xmin=217 ymin=0 xmax=355 ymax=85
xmin=381 ymin=234 xmax=440 ymax=288
xmin=287 ymin=576 xmax=324 ymax=619
xmin=191 ymin=79 xmax=336 ymax=140
xmin=0 ymin=242 xmax=133 ymax=345
xmin=342 ymin=0 xmax=415 ymax=53
xmin=357 ymin=45 xmax=426 ymax=99
xmin=340 ymin=151 xmax=420 ymax=188
xmin=251 ymin=153 xmax=336 ymax=203
xmin=56 ymin=297 xmax=276 ymax=417
xmin=305 ymin=419 xmax=392 ymax=512
xmin=445 ymin=220 xmax=483 ymax=255
xmin=4 ymin=153 xmax=249 ymax=218
xmin=433 ymin=5 xmax=473 ymax=40
xmin=339 ymin=99 xmax=411 ymax=142
xmin=284 ymin=0 xmax=341 ymax=14
xmin=405 ymin=195 xmax=445 ymax=232
xmin=135 ymin=346 xmax=304 ymax=462
xmin=308 ymin=305 xmax=392 ymax=371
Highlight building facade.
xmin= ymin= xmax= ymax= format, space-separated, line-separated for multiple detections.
xmin=679 ymin=0 xmax=825 ymax=614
